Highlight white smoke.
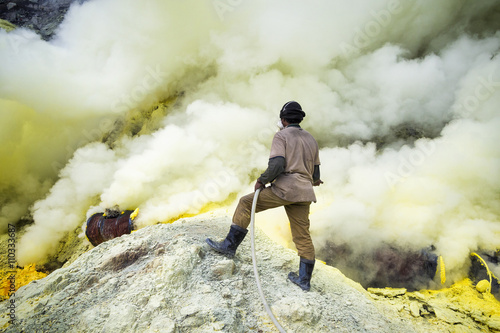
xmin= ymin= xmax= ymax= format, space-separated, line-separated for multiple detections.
xmin=0 ymin=0 xmax=499 ymax=283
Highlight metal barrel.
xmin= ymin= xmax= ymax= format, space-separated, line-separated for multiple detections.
xmin=85 ymin=210 xmax=133 ymax=246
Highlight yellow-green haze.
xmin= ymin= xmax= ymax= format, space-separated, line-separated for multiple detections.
xmin=0 ymin=0 xmax=499 ymax=284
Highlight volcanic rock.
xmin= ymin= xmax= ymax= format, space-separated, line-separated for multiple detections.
xmin=0 ymin=216 xmax=416 ymax=333
xmin=0 ymin=0 xmax=87 ymax=39
xmin=368 ymin=287 xmax=407 ymax=298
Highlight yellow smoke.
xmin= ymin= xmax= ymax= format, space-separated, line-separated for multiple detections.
xmin=0 ymin=0 xmax=498 ymax=283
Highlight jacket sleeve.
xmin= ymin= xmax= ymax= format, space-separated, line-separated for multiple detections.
xmin=313 ymin=164 xmax=320 ymax=183
xmin=259 ymin=156 xmax=285 ymax=184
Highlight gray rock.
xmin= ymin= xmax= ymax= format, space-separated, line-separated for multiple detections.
xmin=0 ymin=0 xmax=89 ymax=40
xmin=431 ymin=306 xmax=464 ymax=324
xmin=0 ymin=217 xmax=416 ymax=333
xmin=409 ymin=302 xmax=420 ymax=317
xmin=211 ymin=259 xmax=235 ymax=279
xmin=368 ymin=287 xmax=407 ymax=298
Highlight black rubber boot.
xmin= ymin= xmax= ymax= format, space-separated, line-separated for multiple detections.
xmin=206 ymin=224 xmax=248 ymax=257
xmin=288 ymin=257 xmax=315 ymax=291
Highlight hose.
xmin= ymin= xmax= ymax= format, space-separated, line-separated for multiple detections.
xmin=250 ymin=188 xmax=286 ymax=333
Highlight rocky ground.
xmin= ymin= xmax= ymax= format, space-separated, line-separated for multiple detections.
xmin=0 ymin=215 xmax=498 ymax=332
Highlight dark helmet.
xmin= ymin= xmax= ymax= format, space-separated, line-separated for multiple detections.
xmin=279 ymin=101 xmax=306 ymax=120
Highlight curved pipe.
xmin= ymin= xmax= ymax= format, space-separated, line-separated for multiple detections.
xmin=250 ymin=188 xmax=286 ymax=333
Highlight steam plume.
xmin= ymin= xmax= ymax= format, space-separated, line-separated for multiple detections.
xmin=0 ymin=0 xmax=498 ymax=284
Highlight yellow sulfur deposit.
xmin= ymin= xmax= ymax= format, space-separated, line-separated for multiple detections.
xmin=476 ymin=279 xmax=491 ymax=293
xmin=417 ymin=279 xmax=500 ymax=330
xmin=0 ymin=264 xmax=47 ymax=300
xmin=470 ymin=252 xmax=494 ymax=294
xmin=130 ymin=208 xmax=139 ymax=220
xmin=438 ymin=256 xmax=446 ymax=285
xmin=370 ymin=278 xmax=500 ymax=331
xmin=0 ymin=19 xmax=16 ymax=32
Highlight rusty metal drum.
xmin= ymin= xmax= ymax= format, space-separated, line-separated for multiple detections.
xmin=85 ymin=210 xmax=134 ymax=246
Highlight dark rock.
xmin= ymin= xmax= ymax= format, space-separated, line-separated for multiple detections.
xmin=318 ymin=242 xmax=438 ymax=291
xmin=0 ymin=0 xmax=88 ymax=40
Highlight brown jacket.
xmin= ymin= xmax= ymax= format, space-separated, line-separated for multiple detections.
xmin=268 ymin=125 xmax=320 ymax=202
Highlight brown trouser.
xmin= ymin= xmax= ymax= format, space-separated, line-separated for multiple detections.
xmin=232 ymin=187 xmax=315 ymax=261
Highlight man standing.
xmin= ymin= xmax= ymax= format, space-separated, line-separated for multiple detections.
xmin=206 ymin=101 xmax=322 ymax=291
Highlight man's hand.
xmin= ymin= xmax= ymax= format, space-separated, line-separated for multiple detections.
xmin=313 ymin=179 xmax=324 ymax=187
xmin=254 ymin=179 xmax=265 ymax=191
